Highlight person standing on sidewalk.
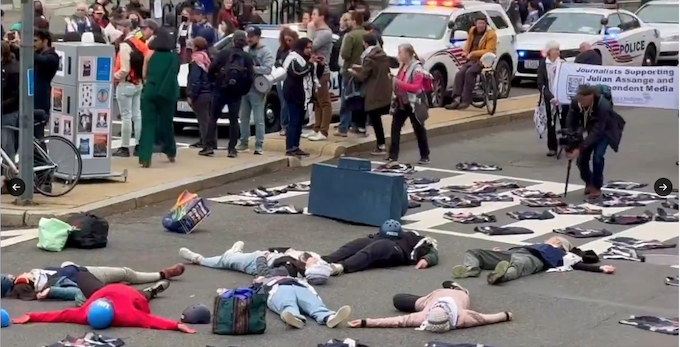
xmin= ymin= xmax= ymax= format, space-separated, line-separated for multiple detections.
xmin=138 ymin=29 xmax=180 ymax=167
xmin=275 ymin=27 xmax=299 ymax=137
xmin=65 ymin=3 xmax=94 ymax=35
xmin=348 ymin=33 xmax=392 ymax=156
xmin=186 ymin=36 xmax=214 ymax=154
xmin=236 ymin=26 xmax=274 ymax=155
xmin=336 ymin=11 xmax=366 ymax=137
xmin=208 ymin=30 xmax=254 ymax=157
xmin=389 ymin=43 xmax=431 ymax=164
xmin=1 ymin=40 xmax=20 ymax=163
xmin=303 ymin=4 xmax=334 ymax=142
xmin=113 ymin=20 xmax=147 ymax=157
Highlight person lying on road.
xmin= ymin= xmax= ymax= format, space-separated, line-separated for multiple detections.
xmin=322 ymin=219 xmax=438 ymax=275
xmin=179 ymin=241 xmax=333 ymax=285
xmin=4 ymin=261 xmax=184 ymax=301
xmin=252 ymin=273 xmax=352 ymax=329
xmin=347 ymin=281 xmax=512 ymax=331
xmin=11 ymin=271 xmax=195 ymax=333
xmin=451 ymin=236 xmax=615 ymax=285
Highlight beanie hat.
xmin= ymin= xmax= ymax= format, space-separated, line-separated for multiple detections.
xmin=379 ymin=219 xmax=403 ymax=239
xmin=304 ymin=262 xmax=332 ymax=285
xmin=423 ymin=307 xmax=451 ymax=333
xmin=181 ymin=304 xmax=211 ymax=324
xmin=0 ymin=274 xmax=14 ymax=298
xmin=87 ymin=298 xmax=114 ymax=329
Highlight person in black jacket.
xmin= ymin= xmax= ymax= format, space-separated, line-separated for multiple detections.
xmin=207 ymin=30 xmax=253 ymax=158
xmin=1 ymin=40 xmax=20 ymax=163
xmin=574 ymin=42 xmax=602 ymax=65
xmin=187 ymin=36 xmax=214 ymax=155
xmin=566 ymin=84 xmax=626 ymax=198
xmin=33 ymin=29 xmax=60 ymax=137
xmin=536 ymin=41 xmax=567 ymax=156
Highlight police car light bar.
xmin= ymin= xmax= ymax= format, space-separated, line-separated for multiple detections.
xmin=246 ymin=24 xmax=305 ymax=32
xmin=390 ymin=0 xmax=462 ymax=7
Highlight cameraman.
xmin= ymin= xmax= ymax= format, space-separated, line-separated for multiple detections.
xmin=566 ymin=85 xmax=625 ymax=199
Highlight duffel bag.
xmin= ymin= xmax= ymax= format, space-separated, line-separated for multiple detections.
xmin=65 ymin=213 xmax=109 ymax=249
xmin=212 ymin=286 xmax=267 ymax=335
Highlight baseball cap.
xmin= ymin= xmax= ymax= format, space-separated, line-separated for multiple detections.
xmin=140 ymin=19 xmax=159 ymax=31
xmin=181 ymin=304 xmax=211 ymax=324
xmin=246 ymin=26 xmax=262 ymax=38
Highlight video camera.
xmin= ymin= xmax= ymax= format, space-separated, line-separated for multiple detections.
xmin=558 ymin=130 xmax=583 ymax=153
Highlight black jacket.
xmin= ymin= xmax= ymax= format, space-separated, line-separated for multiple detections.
xmin=34 ymin=47 xmax=60 ymax=113
xmin=536 ymin=58 xmax=564 ymax=103
xmin=574 ymin=49 xmax=602 ymax=65
xmin=207 ymin=47 xmax=254 ymax=91
xmin=2 ymin=58 xmax=21 ymax=115
xmin=282 ymin=54 xmax=322 ymax=105
xmin=566 ymin=95 xmax=626 ymax=152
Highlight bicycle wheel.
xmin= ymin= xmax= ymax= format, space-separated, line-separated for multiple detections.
xmin=484 ymin=74 xmax=498 ymax=115
xmin=34 ymin=135 xmax=83 ymax=197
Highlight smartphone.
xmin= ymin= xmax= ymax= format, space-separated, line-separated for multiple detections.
xmin=7 ymin=31 xmax=15 ymax=40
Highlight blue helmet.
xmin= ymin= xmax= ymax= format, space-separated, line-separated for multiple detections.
xmin=87 ymin=298 xmax=114 ymax=329
xmin=379 ymin=219 xmax=403 ymax=239
xmin=1 ymin=309 xmax=10 ymax=328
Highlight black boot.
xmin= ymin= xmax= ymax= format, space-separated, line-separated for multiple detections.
xmin=112 ymin=147 xmax=130 ymax=157
xmin=133 ymin=145 xmax=139 ymax=156
xmin=142 ymin=280 xmax=170 ymax=300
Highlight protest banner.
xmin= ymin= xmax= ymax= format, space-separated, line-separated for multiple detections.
xmin=553 ymin=63 xmax=679 ymax=110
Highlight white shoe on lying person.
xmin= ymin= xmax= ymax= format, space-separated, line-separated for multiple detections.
xmin=326 ymin=305 xmax=352 ymax=328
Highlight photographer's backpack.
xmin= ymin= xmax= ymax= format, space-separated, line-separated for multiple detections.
xmin=595 ymin=84 xmax=613 ymax=105
xmin=218 ymin=51 xmax=252 ymax=96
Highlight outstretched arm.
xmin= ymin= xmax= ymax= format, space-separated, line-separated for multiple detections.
xmin=363 ymin=311 xmax=427 ymax=328
xmin=456 ymin=310 xmax=510 ymax=328
xmin=26 ymin=308 xmax=87 ymax=324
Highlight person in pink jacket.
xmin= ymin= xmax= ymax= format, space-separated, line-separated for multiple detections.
xmin=347 ymin=281 xmax=512 ymax=332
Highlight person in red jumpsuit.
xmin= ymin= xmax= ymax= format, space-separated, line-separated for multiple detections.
xmin=11 ymin=271 xmax=195 ymax=333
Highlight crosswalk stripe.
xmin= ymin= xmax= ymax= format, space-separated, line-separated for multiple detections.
xmin=1 ymin=229 xmax=39 ymax=248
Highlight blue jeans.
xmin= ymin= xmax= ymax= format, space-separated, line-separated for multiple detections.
xmin=1 ymin=111 xmax=19 ymax=162
xmin=199 ymin=251 xmax=265 ymax=275
xmin=238 ymin=92 xmax=266 ymax=150
xmin=277 ymin=83 xmax=289 ymax=129
xmin=337 ymin=76 xmax=351 ymax=133
xmin=268 ymin=284 xmax=334 ymax=324
xmin=577 ymin=137 xmax=609 ymax=189
xmin=286 ymin=101 xmax=305 ymax=151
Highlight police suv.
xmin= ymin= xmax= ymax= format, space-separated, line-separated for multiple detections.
xmin=371 ymin=0 xmax=519 ymax=107
xmin=635 ymin=0 xmax=678 ymax=63
xmin=514 ymin=7 xmax=661 ymax=81
xmin=175 ymin=25 xmax=341 ymax=133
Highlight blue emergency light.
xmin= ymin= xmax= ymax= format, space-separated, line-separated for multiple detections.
xmin=392 ymin=0 xmax=462 ymax=7
xmin=518 ymin=50 xmax=526 ymax=58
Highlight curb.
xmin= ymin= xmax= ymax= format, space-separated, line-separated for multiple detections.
xmin=2 ymin=157 xmax=289 ymax=227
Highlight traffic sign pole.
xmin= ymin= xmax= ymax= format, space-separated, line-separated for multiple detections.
xmin=17 ymin=0 xmax=35 ymax=204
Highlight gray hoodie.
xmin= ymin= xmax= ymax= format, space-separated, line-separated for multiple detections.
xmin=246 ymin=43 xmax=275 ymax=94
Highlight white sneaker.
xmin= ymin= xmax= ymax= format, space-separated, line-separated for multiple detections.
xmin=308 ymin=133 xmax=327 ymax=141
xmin=226 ymin=241 xmax=245 ymax=255
xmin=281 ymin=311 xmax=305 ymax=329
xmin=330 ymin=263 xmax=344 ymax=276
xmin=179 ymin=248 xmax=204 ymax=264
xmin=326 ymin=305 xmax=352 ymax=328
xmin=301 ymin=131 xmax=317 ymax=139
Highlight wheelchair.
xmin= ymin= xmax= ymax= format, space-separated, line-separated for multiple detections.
xmin=470 ymin=52 xmax=499 ymax=115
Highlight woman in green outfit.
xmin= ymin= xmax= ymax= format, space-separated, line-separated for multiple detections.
xmin=139 ymin=28 xmax=180 ymax=167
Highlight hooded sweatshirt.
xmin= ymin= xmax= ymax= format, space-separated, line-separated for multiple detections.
xmin=246 ymin=43 xmax=275 ymax=94
xmin=24 ymin=284 xmax=181 ymax=331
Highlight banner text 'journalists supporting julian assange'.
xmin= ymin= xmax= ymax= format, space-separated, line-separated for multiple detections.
xmin=576 ymin=66 xmax=675 ymax=93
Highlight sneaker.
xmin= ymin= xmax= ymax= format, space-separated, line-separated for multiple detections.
xmin=227 ymin=150 xmax=238 ymax=158
xmin=441 ymin=280 xmax=470 ymax=295
xmin=161 ymin=263 xmax=185 ymax=279
xmin=112 ymin=147 xmax=130 ymax=157
xmin=326 ymin=305 xmax=352 ymax=328
xmin=301 ymin=131 xmax=317 ymax=139
xmin=370 ymin=145 xmax=386 ymax=156
xmin=308 ymin=132 xmax=327 ymax=141
xmin=333 ymin=131 xmax=347 ymax=137
xmin=179 ymin=248 xmax=204 ymax=264
xmin=458 ymin=103 xmax=470 ymax=110
xmin=487 ymin=261 xmax=511 ymax=285
xmin=235 ymin=144 xmax=248 ymax=152
xmin=198 ymin=148 xmax=214 ymax=156
xmin=444 ymin=101 xmax=460 ymax=110
xmin=254 ymin=149 xmax=263 ymax=155
xmin=451 ymin=265 xmax=480 ymax=279
xmin=142 ymin=279 xmax=170 ymax=299
xmin=330 ymin=263 xmax=344 ymax=276
xmin=281 ymin=311 xmax=305 ymax=329
xmin=546 ymin=150 xmax=557 ymax=157
xmin=227 ymin=241 xmax=245 ymax=254
xmin=286 ymin=150 xmax=299 ymax=157
xmin=133 ymin=145 xmax=139 ymax=157
xmin=358 ymin=127 xmax=366 ymax=134
xmin=418 ymin=157 xmax=430 ymax=165
xmin=293 ymin=148 xmax=310 ymax=157
xmin=279 ymin=128 xmax=287 ymax=136
xmin=189 ymin=141 xmax=202 ymax=148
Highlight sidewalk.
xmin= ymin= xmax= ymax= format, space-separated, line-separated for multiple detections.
xmin=1 ymin=95 xmax=536 ymax=227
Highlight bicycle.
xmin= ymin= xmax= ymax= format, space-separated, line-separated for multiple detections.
xmin=1 ymin=112 xmax=83 ymax=197
xmin=470 ymin=53 xmax=499 ymax=115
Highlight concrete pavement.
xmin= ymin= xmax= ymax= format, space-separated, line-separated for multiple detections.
xmin=1 ymin=106 xmax=677 ymax=347
xmin=2 ymin=95 xmax=537 ymax=227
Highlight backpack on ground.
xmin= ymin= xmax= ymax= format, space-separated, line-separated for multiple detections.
xmin=218 ymin=51 xmax=252 ymax=96
xmin=125 ymin=39 xmax=145 ymax=81
xmin=37 ymin=217 xmax=74 ymax=252
xmin=65 ymin=213 xmax=109 ymax=249
xmin=212 ymin=285 xmax=267 ymax=335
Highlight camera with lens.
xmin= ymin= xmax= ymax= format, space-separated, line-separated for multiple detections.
xmin=558 ymin=130 xmax=583 ymax=152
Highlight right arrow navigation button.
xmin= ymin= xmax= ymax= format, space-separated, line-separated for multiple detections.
xmin=654 ymin=178 xmax=673 ymax=197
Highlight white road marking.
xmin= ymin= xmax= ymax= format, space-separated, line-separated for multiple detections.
xmin=1 ymin=228 xmax=39 ymax=248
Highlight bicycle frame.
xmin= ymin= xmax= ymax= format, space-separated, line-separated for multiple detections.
xmin=0 ymin=138 xmax=59 ymax=174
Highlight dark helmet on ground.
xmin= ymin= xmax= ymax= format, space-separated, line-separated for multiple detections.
xmin=181 ymin=304 xmax=211 ymax=324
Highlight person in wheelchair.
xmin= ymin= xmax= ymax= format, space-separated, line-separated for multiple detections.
xmin=445 ymin=16 xmax=497 ymax=110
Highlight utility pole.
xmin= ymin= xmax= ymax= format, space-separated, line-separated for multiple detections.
xmin=17 ymin=0 xmax=35 ymax=204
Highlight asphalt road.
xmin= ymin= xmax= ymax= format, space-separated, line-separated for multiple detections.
xmin=3 ymin=106 xmax=676 ymax=347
